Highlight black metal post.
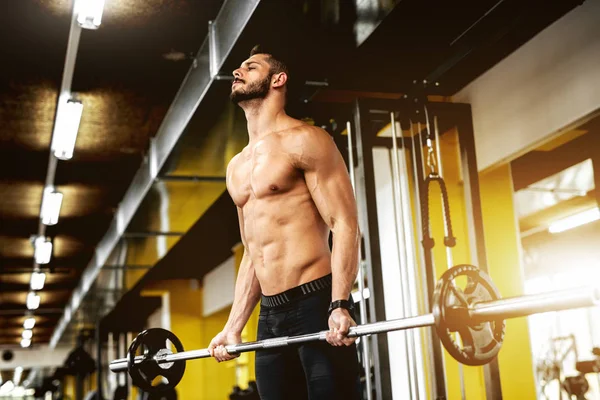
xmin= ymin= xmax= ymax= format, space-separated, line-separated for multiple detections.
xmin=353 ymin=99 xmax=392 ymax=400
xmin=76 ymin=373 xmax=84 ymax=400
xmin=96 ymin=324 xmax=104 ymax=399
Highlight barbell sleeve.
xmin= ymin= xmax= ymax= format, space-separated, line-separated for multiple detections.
xmin=469 ymin=286 xmax=600 ymax=322
xmin=109 ymin=285 xmax=599 ymax=373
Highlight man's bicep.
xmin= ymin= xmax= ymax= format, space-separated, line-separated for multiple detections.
xmin=302 ymin=131 xmax=358 ymax=229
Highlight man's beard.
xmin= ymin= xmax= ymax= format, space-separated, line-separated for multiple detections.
xmin=230 ymin=74 xmax=272 ymax=104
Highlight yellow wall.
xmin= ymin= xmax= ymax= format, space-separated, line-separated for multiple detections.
xmin=63 ymin=376 xmax=75 ymax=399
xmin=138 ymin=279 xmax=234 ymax=399
xmin=479 ymin=164 xmax=537 ymax=399
xmin=135 ymin=243 xmax=260 ymax=399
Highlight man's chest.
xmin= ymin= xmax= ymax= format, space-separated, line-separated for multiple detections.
xmin=228 ymin=143 xmax=301 ymax=205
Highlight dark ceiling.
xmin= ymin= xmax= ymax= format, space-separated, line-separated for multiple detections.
xmin=0 ymin=0 xmax=224 ymax=346
xmin=0 ymin=0 xmax=584 ymax=348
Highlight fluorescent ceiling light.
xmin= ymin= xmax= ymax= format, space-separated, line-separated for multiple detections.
xmin=75 ymin=0 xmax=105 ymax=29
xmin=33 ymin=236 xmax=52 ymax=265
xmin=549 ymin=208 xmax=600 ymax=234
xmin=30 ymin=272 xmax=46 ymax=291
xmin=22 ymin=330 xmax=33 ymax=340
xmin=0 ymin=380 xmax=15 ymax=394
xmin=23 ymin=317 xmax=36 ymax=330
xmin=26 ymin=292 xmax=40 ymax=311
xmin=51 ymin=99 xmax=83 ymax=160
xmin=20 ymin=338 xmax=31 ymax=348
xmin=13 ymin=367 xmax=23 ymax=386
xmin=40 ymin=187 xmax=63 ymax=226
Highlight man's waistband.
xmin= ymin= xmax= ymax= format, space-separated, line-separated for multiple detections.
xmin=260 ymin=274 xmax=332 ymax=308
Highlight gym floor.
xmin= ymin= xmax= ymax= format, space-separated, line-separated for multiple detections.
xmin=1 ymin=0 xmax=599 ymax=399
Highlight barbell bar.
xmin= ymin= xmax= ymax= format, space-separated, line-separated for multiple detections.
xmin=109 ymin=277 xmax=599 ymax=373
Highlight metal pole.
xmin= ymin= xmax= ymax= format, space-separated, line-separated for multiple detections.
xmin=414 ymin=121 xmax=448 ymax=399
xmin=410 ymin=120 xmax=436 ymax=399
xmin=426 ymin=106 xmax=466 ymax=400
xmin=346 ymin=121 xmax=373 ymax=400
xmin=76 ymin=374 xmax=83 ymax=400
xmin=353 ymin=99 xmax=390 ymax=400
xmin=95 ymin=323 xmax=104 ymax=399
xmin=389 ymin=114 xmax=419 ymax=400
xmin=110 ymin=286 xmax=599 ymax=373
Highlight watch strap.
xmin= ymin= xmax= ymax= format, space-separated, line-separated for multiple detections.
xmin=328 ymin=299 xmax=353 ymax=316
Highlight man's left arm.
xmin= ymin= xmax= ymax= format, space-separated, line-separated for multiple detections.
xmin=294 ymin=126 xmax=360 ymax=346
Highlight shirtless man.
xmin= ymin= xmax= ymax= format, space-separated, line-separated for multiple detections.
xmin=207 ymin=45 xmax=361 ymax=400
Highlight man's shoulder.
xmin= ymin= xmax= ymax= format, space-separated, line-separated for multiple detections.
xmin=282 ymin=123 xmax=337 ymax=169
xmin=226 ymin=150 xmax=245 ymax=177
xmin=283 ymin=122 xmax=333 ymax=147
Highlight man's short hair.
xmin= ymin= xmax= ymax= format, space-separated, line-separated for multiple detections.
xmin=249 ymin=44 xmax=290 ymax=81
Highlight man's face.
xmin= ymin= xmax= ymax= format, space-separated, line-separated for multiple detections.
xmin=230 ymin=54 xmax=273 ymax=104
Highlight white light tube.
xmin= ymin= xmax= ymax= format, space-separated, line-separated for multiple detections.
xmin=23 ymin=317 xmax=36 ymax=330
xmin=0 ymin=381 xmax=15 ymax=394
xmin=33 ymin=236 xmax=52 ymax=265
xmin=549 ymin=208 xmax=600 ymax=233
xmin=30 ymin=272 xmax=46 ymax=291
xmin=26 ymin=292 xmax=40 ymax=311
xmin=20 ymin=339 xmax=31 ymax=348
xmin=41 ymin=187 xmax=63 ymax=225
xmin=22 ymin=330 xmax=33 ymax=340
xmin=75 ymin=0 xmax=105 ymax=29
xmin=51 ymin=99 xmax=83 ymax=160
xmin=13 ymin=367 xmax=23 ymax=386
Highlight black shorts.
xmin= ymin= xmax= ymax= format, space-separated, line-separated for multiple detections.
xmin=255 ymin=274 xmax=362 ymax=400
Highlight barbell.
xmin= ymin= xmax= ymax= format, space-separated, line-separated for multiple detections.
xmin=109 ymin=265 xmax=600 ymax=394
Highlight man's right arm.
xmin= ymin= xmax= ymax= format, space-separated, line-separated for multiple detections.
xmin=224 ymin=240 xmax=261 ymax=333
xmin=208 ymin=206 xmax=261 ymax=362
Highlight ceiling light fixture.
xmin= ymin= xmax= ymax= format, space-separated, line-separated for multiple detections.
xmin=23 ymin=317 xmax=36 ymax=330
xmin=30 ymin=272 xmax=46 ymax=291
xmin=13 ymin=367 xmax=23 ymax=387
xmin=40 ymin=186 xmax=63 ymax=226
xmin=26 ymin=292 xmax=40 ymax=311
xmin=0 ymin=381 xmax=15 ymax=394
xmin=75 ymin=0 xmax=105 ymax=30
xmin=51 ymin=98 xmax=83 ymax=161
xmin=32 ymin=236 xmax=52 ymax=265
xmin=548 ymin=207 xmax=600 ymax=234
xmin=20 ymin=339 xmax=31 ymax=349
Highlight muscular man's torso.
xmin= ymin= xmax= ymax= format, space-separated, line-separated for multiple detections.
xmin=227 ymin=124 xmax=332 ymax=295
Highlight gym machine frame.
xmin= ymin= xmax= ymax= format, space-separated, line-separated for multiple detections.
xmin=349 ymin=98 xmax=500 ymax=400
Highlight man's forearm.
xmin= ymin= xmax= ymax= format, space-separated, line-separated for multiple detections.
xmin=224 ymin=251 xmax=261 ymax=334
xmin=331 ymin=224 xmax=360 ymax=301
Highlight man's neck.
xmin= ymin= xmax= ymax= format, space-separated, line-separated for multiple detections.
xmin=240 ymin=97 xmax=289 ymax=142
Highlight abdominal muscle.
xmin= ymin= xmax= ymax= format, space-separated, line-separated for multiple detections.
xmin=242 ymin=187 xmax=332 ymax=295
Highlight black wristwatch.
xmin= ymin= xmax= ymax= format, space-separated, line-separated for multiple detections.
xmin=328 ymin=299 xmax=354 ymax=316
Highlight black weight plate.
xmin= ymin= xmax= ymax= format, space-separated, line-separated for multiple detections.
xmin=432 ymin=264 xmax=505 ymax=366
xmin=127 ymin=328 xmax=186 ymax=394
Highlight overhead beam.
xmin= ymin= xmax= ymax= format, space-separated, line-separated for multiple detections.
xmin=511 ymin=131 xmax=600 ymax=191
xmin=49 ymin=0 xmax=262 ymax=348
